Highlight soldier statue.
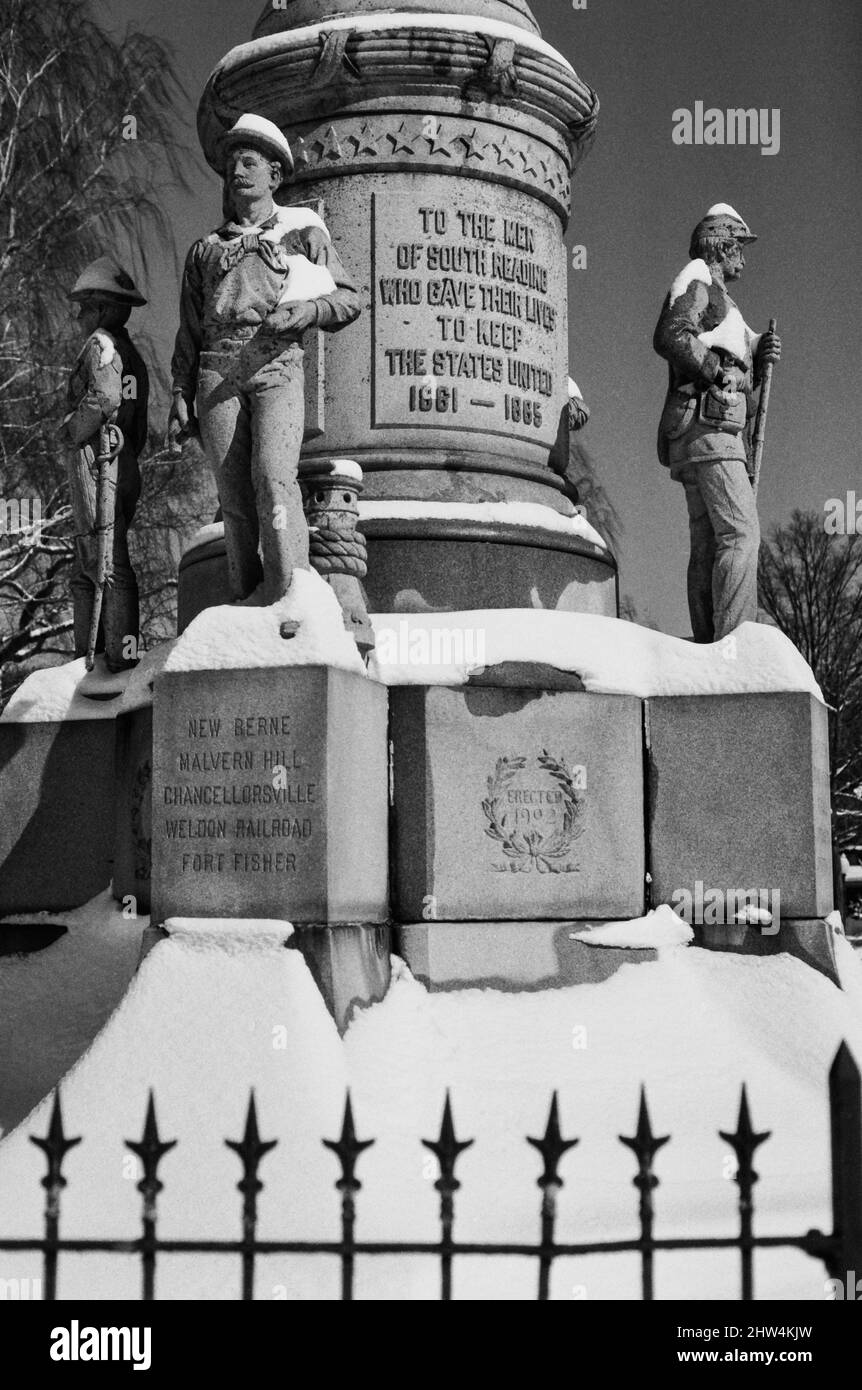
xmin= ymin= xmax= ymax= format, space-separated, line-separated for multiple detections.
xmin=63 ymin=256 xmax=150 ymax=672
xmin=168 ymin=112 xmax=362 ymax=607
xmin=653 ymin=204 xmax=781 ymax=643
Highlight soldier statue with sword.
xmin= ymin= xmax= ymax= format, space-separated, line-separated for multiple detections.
xmin=62 ymin=257 xmax=150 ymax=674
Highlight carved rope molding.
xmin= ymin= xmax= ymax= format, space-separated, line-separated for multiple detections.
xmin=199 ymin=22 xmax=599 ymax=175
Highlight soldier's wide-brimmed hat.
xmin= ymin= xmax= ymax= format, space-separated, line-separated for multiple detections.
xmin=69 ymin=256 xmax=147 ymax=305
xmin=219 ymin=113 xmax=294 ymax=179
xmin=690 ymin=203 xmax=758 ymax=256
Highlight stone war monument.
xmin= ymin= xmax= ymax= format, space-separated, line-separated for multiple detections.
xmin=0 ymin=0 xmax=842 ymax=1030
xmin=179 ymin=0 xmax=614 ymax=621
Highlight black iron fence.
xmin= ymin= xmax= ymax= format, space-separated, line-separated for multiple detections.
xmin=1 ymin=1043 xmax=860 ymax=1301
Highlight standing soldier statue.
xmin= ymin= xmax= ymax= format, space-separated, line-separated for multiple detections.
xmin=63 ymin=257 xmax=150 ymax=672
xmin=653 ymin=204 xmax=781 ymax=643
xmin=168 ymin=113 xmax=363 ymax=609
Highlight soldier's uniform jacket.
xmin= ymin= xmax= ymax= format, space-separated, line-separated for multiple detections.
xmin=62 ymin=326 xmax=149 ymax=475
xmin=653 ymin=259 xmax=762 ymax=477
xmin=171 ymin=205 xmax=361 ymax=405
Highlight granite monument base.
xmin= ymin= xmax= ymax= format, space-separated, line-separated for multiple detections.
xmin=357 ymin=518 xmax=618 ymax=616
xmin=176 ymin=520 xmax=619 ymax=633
xmin=113 ymin=705 xmax=152 ymax=915
xmin=693 ymin=917 xmax=843 ymax=988
xmin=397 ymin=917 xmax=844 ymax=992
xmin=0 ymin=715 xmax=115 ymax=913
xmin=396 ymin=920 xmax=656 ymax=992
xmin=151 ymin=665 xmax=388 ymax=925
xmin=647 ymin=692 xmax=834 ymax=919
xmin=390 ymin=685 xmax=645 ymax=921
xmin=289 ymin=924 xmax=391 ymax=1033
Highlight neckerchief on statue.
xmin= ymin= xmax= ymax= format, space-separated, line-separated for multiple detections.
xmin=217 ymin=206 xmax=288 ymax=275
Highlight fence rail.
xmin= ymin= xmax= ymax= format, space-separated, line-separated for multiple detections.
xmin=1 ymin=1043 xmax=860 ymax=1301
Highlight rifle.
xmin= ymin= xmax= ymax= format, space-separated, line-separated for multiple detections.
xmin=751 ymin=317 xmax=778 ymax=501
xmin=85 ymin=422 xmax=123 ymax=672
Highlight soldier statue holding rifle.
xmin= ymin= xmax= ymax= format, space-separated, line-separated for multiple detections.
xmin=653 ymin=204 xmax=781 ymax=643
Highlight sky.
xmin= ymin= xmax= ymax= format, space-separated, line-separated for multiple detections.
xmin=98 ymin=0 xmax=862 ymax=633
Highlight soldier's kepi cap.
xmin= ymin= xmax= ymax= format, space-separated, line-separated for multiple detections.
xmin=69 ymin=256 xmax=147 ymax=305
xmin=690 ymin=202 xmax=758 ymax=256
xmin=219 ymin=113 xmax=294 ymax=180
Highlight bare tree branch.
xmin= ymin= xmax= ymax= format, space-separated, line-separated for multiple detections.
xmin=759 ymin=510 xmax=862 ymax=856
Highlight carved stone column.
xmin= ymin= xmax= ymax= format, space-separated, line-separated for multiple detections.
xmin=181 ymin=0 xmax=615 ymax=619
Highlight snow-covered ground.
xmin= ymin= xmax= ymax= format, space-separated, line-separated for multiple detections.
xmin=0 ymin=893 xmax=143 ymax=1134
xmin=0 ymin=657 xmax=135 ymax=723
xmin=0 ymin=905 xmax=859 ymax=1301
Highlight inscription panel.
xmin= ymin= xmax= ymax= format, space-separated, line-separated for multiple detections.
xmin=151 ymin=667 xmax=389 ymax=924
xmin=371 ymin=184 xmax=567 ymax=446
xmin=157 ymin=692 xmax=319 ymax=902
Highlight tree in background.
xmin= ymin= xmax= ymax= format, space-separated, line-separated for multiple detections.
xmin=758 ymin=510 xmax=862 ymax=869
xmin=0 ymin=0 xmax=198 ymax=699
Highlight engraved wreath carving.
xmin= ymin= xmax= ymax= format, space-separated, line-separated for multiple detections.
xmin=481 ymin=750 xmax=585 ymax=874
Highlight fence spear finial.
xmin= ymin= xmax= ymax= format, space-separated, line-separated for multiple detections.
xmin=720 ymin=1084 xmax=771 ymax=1179
xmin=422 ymin=1092 xmax=473 ymax=1193
xmin=620 ymin=1086 xmax=670 ymax=1171
xmin=31 ymin=1091 xmax=82 ymax=1189
xmin=226 ymin=1091 xmax=277 ymax=1195
xmin=323 ymin=1092 xmax=374 ymax=1191
xmin=528 ymin=1092 xmax=579 ymax=1188
xmin=126 ymin=1091 xmax=177 ymax=1200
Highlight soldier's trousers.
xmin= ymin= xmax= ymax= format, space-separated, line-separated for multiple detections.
xmin=196 ymin=336 xmax=308 ymax=604
xmin=677 ymin=457 xmax=760 ymax=644
xmin=68 ymin=447 xmax=140 ymax=671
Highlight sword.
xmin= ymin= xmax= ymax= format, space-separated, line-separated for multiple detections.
xmin=85 ymin=422 xmax=123 ymax=672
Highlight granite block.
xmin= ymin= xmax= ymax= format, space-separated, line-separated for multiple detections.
xmin=151 ymin=666 xmax=389 ymax=925
xmin=693 ymin=917 xmax=842 ymax=987
xmin=390 ymin=686 xmax=645 ymax=920
xmin=113 ymin=705 xmax=152 ymax=914
xmin=647 ymin=693 xmax=833 ymax=920
xmin=0 ymin=717 xmax=115 ymax=913
xmin=289 ymin=924 xmax=391 ymax=1033
xmin=396 ymin=920 xmax=656 ymax=992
